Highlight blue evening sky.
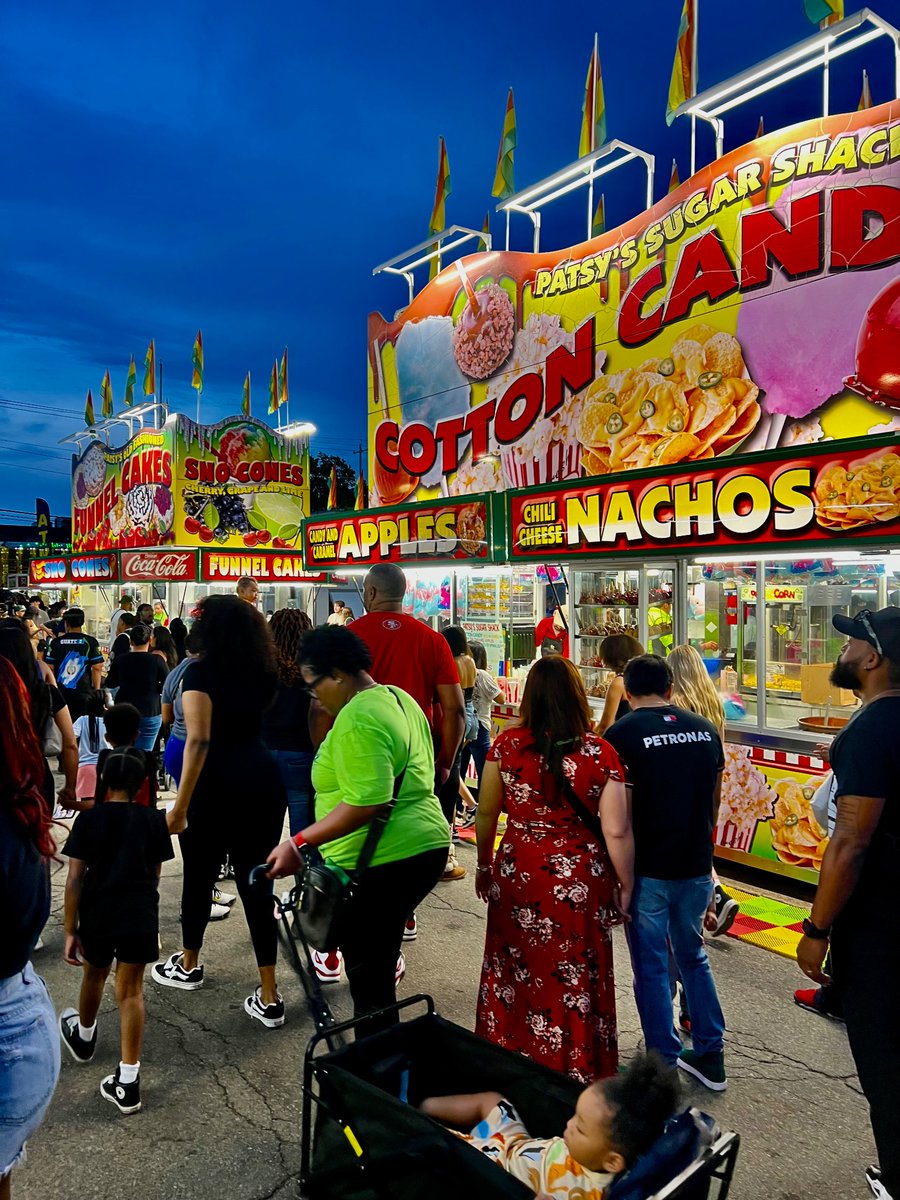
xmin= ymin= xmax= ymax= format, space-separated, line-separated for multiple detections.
xmin=2 ymin=0 xmax=898 ymax=522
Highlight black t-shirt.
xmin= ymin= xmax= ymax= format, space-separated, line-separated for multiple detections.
xmin=110 ymin=633 xmax=131 ymax=661
xmin=45 ymin=630 xmax=103 ymax=697
xmin=0 ymin=806 xmax=50 ymax=979
xmin=106 ymin=652 xmax=168 ymax=716
xmin=830 ymin=695 xmax=900 ymax=914
xmin=261 ymin=678 xmax=313 ymax=753
xmin=183 ymin=658 xmax=267 ymax=744
xmin=604 ymin=705 xmax=725 ymax=880
xmin=63 ymin=802 xmax=174 ymax=938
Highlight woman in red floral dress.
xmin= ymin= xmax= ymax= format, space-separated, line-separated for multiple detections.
xmin=474 ymin=657 xmax=634 ymax=1083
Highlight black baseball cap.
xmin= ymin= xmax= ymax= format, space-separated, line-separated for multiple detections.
xmin=832 ymin=606 xmax=900 ymax=661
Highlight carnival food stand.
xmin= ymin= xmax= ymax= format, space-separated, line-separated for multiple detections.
xmin=361 ymin=97 xmax=900 ymax=884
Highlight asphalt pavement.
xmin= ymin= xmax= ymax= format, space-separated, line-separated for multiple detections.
xmin=17 ymin=829 xmax=875 ymax=1200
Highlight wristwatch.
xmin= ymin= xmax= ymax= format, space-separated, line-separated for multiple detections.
xmin=801 ymin=918 xmax=831 ymax=940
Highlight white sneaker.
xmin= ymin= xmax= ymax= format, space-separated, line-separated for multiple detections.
xmin=209 ymin=901 xmax=231 ymax=921
xmin=311 ymin=949 xmax=343 ymax=984
xmin=33 ymin=936 xmax=44 ymax=951
xmin=211 ymin=886 xmax=236 ymax=906
xmin=151 ymin=952 xmax=204 ymax=991
xmin=402 ymin=915 xmax=418 ymax=941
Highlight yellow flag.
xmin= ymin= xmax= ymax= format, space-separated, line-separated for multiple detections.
xmin=669 ymin=159 xmax=681 ymax=193
xmin=579 ymin=39 xmax=607 ymax=156
xmin=666 ymin=0 xmax=695 ymax=125
xmin=191 ymin=330 xmax=204 ymax=392
xmin=492 ymin=89 xmax=516 ymax=199
xmin=858 ymin=70 xmax=872 ymax=110
xmin=242 ymin=372 xmax=251 ymax=417
xmin=429 ymin=137 xmax=451 ymax=235
xmin=101 ymin=370 xmax=113 ymax=418
xmin=124 ymin=356 xmax=136 ymax=407
xmin=143 ymin=340 xmax=156 ymax=396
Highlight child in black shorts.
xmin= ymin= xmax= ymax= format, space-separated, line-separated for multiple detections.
xmin=59 ymin=747 xmax=174 ymax=1114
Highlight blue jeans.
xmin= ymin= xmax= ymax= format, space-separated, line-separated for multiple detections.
xmin=460 ymin=724 xmax=491 ymax=786
xmin=164 ymin=733 xmax=186 ymax=787
xmin=626 ymin=874 xmax=725 ymax=1063
xmin=269 ymin=749 xmax=314 ymax=836
xmin=0 ymin=963 xmax=60 ymax=1176
xmin=136 ymin=715 xmax=162 ymax=752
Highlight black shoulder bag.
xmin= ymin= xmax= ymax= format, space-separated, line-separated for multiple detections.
xmin=542 ymin=745 xmax=607 ymax=848
xmin=296 ymin=687 xmax=411 ymax=951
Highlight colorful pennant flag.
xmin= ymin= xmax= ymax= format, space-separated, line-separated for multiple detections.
xmin=492 ymin=89 xmax=517 ymax=199
xmin=579 ymin=36 xmax=607 ymax=156
xmin=479 ymin=212 xmax=491 ymax=252
xmin=268 ymin=361 xmax=279 ymax=415
xmin=354 ymin=471 xmax=365 ymax=511
xmin=84 ymin=389 xmax=95 ymax=427
xmin=124 ymin=356 xmax=136 ymax=407
xmin=803 ymin=0 xmax=843 ymax=27
xmin=666 ymin=0 xmax=696 ymax=125
xmin=591 ymin=194 xmax=606 ymax=238
xmin=101 ymin=370 xmax=113 ymax=419
xmin=428 ymin=136 xmax=451 ymax=235
xmin=858 ymin=69 xmax=872 ymax=110
xmin=279 ymin=348 xmax=289 ymax=409
xmin=327 ymin=466 xmax=338 ymax=511
xmin=756 ymin=116 xmax=765 ymax=139
xmin=143 ymin=340 xmax=156 ymax=396
xmin=242 ymin=372 xmax=251 ymax=417
xmin=191 ymin=330 xmax=204 ymax=393
xmin=669 ymin=159 xmax=681 ymax=193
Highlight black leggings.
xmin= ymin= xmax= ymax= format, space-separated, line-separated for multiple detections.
xmin=178 ymin=750 xmax=286 ymax=968
xmin=339 ymin=847 xmax=447 ymax=1034
xmin=435 ymin=761 xmax=460 ymax=826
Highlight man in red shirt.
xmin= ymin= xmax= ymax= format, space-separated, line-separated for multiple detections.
xmin=353 ymin=563 xmax=466 ymax=882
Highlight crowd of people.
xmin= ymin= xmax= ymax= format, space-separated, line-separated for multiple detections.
xmin=1 ymin=580 xmax=897 ymax=1200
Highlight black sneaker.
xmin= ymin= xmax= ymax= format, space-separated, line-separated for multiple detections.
xmin=151 ymin=952 xmax=204 ymax=991
xmin=101 ymin=1067 xmax=141 ymax=1114
xmin=59 ymin=1007 xmax=97 ymax=1063
xmin=677 ymin=1048 xmax=727 ymax=1092
xmin=710 ymin=884 xmax=740 ymax=937
xmin=244 ymin=987 xmax=285 ymax=1028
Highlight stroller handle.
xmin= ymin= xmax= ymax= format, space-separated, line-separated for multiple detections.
xmin=249 ymin=863 xmax=273 ymax=888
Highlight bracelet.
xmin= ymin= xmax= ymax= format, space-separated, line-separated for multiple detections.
xmin=476 ymin=864 xmax=492 ymax=873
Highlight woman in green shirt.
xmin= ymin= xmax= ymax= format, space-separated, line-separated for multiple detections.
xmin=266 ymin=627 xmax=448 ymax=1028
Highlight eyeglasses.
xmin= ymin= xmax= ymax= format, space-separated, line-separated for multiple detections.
xmin=303 ymin=674 xmax=328 ymax=697
xmin=856 ymin=610 xmax=884 ymax=657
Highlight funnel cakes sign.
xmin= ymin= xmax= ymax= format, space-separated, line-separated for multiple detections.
xmin=369 ymin=101 xmax=900 ymax=505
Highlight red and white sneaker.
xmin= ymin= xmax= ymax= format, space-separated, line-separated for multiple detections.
xmin=395 ymin=953 xmax=406 ymax=985
xmin=402 ymin=915 xmax=418 ymax=941
xmin=311 ymin=949 xmax=343 ymax=985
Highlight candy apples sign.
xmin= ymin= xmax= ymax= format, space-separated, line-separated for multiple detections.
xmin=369 ymin=101 xmax=900 ymax=505
xmin=72 ymin=430 xmax=174 ymax=552
xmin=173 ymin=415 xmax=310 ymax=550
xmin=304 ymin=497 xmax=494 ymax=566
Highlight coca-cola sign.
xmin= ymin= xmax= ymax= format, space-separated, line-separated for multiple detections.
xmin=121 ymin=551 xmax=198 ymax=582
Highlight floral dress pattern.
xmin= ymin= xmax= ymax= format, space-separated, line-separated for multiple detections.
xmin=475 ymin=728 xmax=624 ymax=1083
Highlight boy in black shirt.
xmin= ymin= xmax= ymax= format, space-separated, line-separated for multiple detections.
xmin=45 ymin=607 xmax=104 ymax=719
xmin=60 ymin=747 xmax=174 ymax=1114
xmin=604 ymin=654 xmax=727 ymax=1092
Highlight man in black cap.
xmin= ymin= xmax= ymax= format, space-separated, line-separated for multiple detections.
xmin=797 ymin=606 xmax=900 ymax=1200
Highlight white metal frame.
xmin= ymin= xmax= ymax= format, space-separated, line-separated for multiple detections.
xmin=494 ymin=139 xmax=655 ymax=252
xmin=372 ymin=224 xmax=492 ymax=307
xmin=670 ymin=7 xmax=900 ymax=172
xmin=58 ymin=400 xmax=169 ymax=454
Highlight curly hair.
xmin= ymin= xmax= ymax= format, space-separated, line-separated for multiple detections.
xmin=596 ymin=1052 xmax=680 ymax=1166
xmin=193 ymin=594 xmax=278 ymax=709
xmin=299 ymin=626 xmax=372 ymax=678
xmin=0 ymin=658 xmax=54 ymax=858
xmin=269 ymin=609 xmax=313 ymax=685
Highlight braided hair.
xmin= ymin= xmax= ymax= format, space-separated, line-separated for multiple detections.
xmin=269 ymin=609 xmax=313 ymax=686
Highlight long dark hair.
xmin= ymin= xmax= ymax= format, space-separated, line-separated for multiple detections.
xmin=0 ymin=624 xmax=52 ymax=734
xmin=270 ymin=609 xmax=312 ymax=686
xmin=193 ymin=595 xmax=278 ymax=709
xmin=0 ymin=659 xmax=54 ymax=858
xmin=83 ymin=689 xmax=107 ymax=755
xmin=169 ymin=617 xmax=188 ymax=661
xmin=518 ymin=656 xmax=592 ymax=784
xmin=151 ymin=626 xmax=179 ymax=669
